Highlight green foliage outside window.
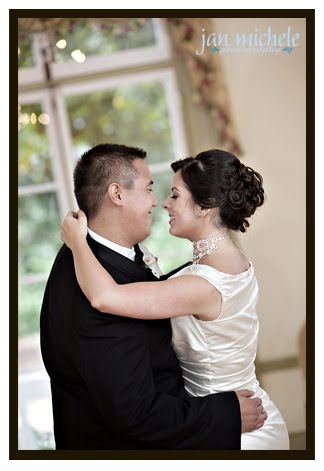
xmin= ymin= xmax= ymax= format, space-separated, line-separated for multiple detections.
xmin=19 ymin=282 xmax=47 ymax=337
xmin=18 ymin=35 xmax=34 ymax=68
xmin=18 ymin=193 xmax=62 ymax=277
xmin=54 ymin=18 xmax=156 ymax=62
xmin=18 ymin=104 xmax=53 ymax=186
xmin=66 ymin=81 xmax=175 ymax=165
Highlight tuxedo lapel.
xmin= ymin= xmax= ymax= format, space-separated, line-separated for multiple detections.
xmin=87 ymin=236 xmax=158 ymax=282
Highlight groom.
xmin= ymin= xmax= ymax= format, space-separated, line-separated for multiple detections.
xmin=40 ymin=143 xmax=266 ymax=450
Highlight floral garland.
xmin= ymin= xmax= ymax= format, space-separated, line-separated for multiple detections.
xmin=166 ymin=18 xmax=242 ymax=156
xmin=18 ymin=18 xmax=149 ymax=43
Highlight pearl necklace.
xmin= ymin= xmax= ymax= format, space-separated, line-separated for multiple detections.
xmin=192 ymin=236 xmax=230 ymax=265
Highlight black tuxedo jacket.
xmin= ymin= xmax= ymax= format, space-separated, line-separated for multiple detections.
xmin=40 ymin=236 xmax=241 ymax=449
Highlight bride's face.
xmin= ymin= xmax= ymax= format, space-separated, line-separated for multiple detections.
xmin=163 ymin=171 xmax=201 ymax=240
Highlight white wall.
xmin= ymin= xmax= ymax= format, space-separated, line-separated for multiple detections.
xmin=213 ymin=17 xmax=306 ymax=434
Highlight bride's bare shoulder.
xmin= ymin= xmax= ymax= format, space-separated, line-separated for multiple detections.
xmin=207 ymin=248 xmax=250 ymax=275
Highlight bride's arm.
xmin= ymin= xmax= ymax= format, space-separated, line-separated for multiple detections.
xmin=61 ymin=211 xmax=221 ymax=321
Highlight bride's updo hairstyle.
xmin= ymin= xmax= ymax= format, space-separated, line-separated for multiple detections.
xmin=171 ymin=149 xmax=265 ymax=233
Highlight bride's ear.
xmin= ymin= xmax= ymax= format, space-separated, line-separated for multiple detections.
xmin=107 ymin=183 xmax=123 ymax=206
xmin=200 ymin=208 xmax=211 ymax=217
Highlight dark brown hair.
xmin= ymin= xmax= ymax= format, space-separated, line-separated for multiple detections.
xmin=171 ymin=149 xmax=265 ymax=232
xmin=74 ymin=143 xmax=146 ymax=218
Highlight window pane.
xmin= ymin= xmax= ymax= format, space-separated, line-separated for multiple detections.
xmin=65 ymin=82 xmax=175 ymax=165
xmin=18 ymin=282 xmax=46 ymax=336
xmin=18 ymin=103 xmax=53 ymax=186
xmin=18 ymin=34 xmax=35 ymax=68
xmin=146 ymin=170 xmax=192 ymax=274
xmin=19 ymin=193 xmax=62 ymax=277
xmin=54 ymin=18 xmax=156 ymax=63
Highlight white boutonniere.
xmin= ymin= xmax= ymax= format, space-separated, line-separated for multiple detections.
xmin=139 ymin=244 xmax=163 ymax=278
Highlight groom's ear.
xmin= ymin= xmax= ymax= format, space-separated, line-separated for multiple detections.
xmin=107 ymin=183 xmax=123 ymax=206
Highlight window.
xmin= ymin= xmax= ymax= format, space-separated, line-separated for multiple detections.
xmin=18 ymin=17 xmax=191 ymax=449
xmin=18 ymin=18 xmax=191 ymax=339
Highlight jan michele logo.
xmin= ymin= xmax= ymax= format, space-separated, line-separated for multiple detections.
xmin=196 ymin=26 xmax=301 ymax=56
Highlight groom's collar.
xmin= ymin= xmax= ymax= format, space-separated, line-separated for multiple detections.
xmin=87 ymin=227 xmax=135 ymax=261
xmin=87 ymin=234 xmax=158 ymax=282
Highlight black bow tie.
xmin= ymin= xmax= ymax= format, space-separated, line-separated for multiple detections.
xmin=134 ymin=244 xmax=146 ymax=268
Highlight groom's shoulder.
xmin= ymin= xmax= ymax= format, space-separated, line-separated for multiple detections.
xmin=50 ymin=243 xmax=74 ymax=275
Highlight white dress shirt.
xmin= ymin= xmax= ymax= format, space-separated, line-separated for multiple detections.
xmin=87 ymin=228 xmax=162 ymax=278
xmin=87 ymin=228 xmax=136 ymax=261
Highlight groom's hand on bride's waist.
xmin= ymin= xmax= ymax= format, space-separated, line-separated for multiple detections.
xmin=235 ymin=389 xmax=268 ymax=433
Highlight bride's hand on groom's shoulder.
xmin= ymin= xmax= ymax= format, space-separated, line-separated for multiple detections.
xmin=61 ymin=210 xmax=88 ymax=250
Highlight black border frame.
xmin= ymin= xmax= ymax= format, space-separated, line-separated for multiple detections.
xmin=10 ymin=9 xmax=315 ymax=460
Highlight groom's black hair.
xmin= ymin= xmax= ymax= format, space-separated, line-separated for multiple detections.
xmin=74 ymin=143 xmax=146 ymax=218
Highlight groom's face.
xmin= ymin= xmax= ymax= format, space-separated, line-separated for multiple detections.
xmin=122 ymin=159 xmax=158 ymax=244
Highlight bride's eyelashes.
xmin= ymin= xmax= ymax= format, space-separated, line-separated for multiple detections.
xmin=170 ymin=194 xmax=178 ymax=200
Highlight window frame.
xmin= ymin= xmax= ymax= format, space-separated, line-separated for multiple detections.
xmin=53 ymin=18 xmax=172 ymax=80
xmin=18 ymin=17 xmax=189 ymax=332
xmin=18 ymin=33 xmax=48 ymax=86
xmin=59 ymin=67 xmax=188 ymax=175
xmin=18 ymin=89 xmax=72 ymax=213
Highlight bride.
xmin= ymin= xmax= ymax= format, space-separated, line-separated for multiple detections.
xmin=61 ymin=149 xmax=289 ymax=450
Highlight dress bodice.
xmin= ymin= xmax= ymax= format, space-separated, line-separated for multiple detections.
xmin=169 ymin=263 xmax=290 ymax=449
xmin=170 ymin=263 xmax=259 ymax=396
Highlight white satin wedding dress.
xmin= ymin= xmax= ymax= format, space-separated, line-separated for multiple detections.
xmin=170 ymin=263 xmax=289 ymax=450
